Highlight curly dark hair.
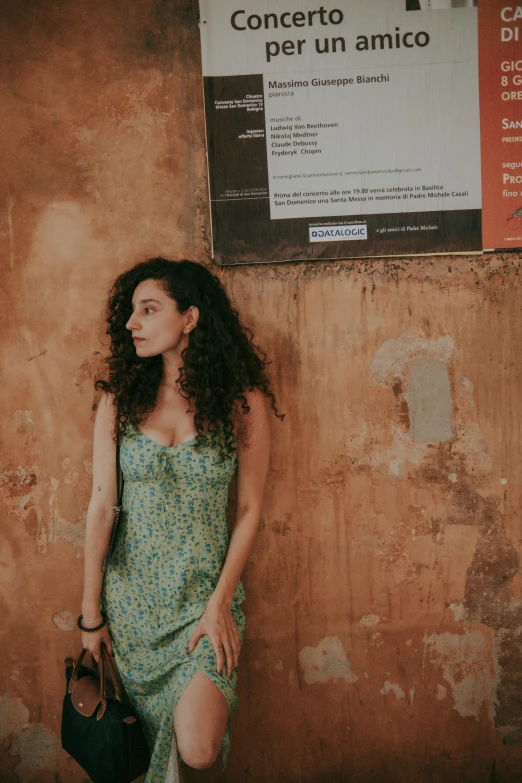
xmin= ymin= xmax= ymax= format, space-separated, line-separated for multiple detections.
xmin=95 ymin=258 xmax=283 ymax=459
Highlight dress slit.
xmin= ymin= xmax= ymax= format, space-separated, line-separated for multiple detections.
xmin=164 ymin=666 xmax=233 ymax=783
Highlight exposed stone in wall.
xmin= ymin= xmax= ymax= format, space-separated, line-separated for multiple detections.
xmin=0 ymin=699 xmax=63 ymax=783
xmin=370 ymin=331 xmax=522 ymax=742
xmin=299 ymin=637 xmax=358 ymax=685
xmin=407 ymin=359 xmax=453 ymax=444
xmin=8 ymin=723 xmax=61 ymax=782
xmin=359 ymin=614 xmax=381 ymax=626
xmin=461 ymin=518 xmax=522 ymax=743
xmin=367 ymin=330 xmax=491 ymax=481
xmin=48 ymin=477 xmax=87 ymax=548
xmin=288 ymin=325 xmax=522 ymax=753
xmin=380 ymin=681 xmax=406 ymax=699
xmin=0 ymin=697 xmax=29 ymax=743
xmin=52 ymin=610 xmax=76 ymax=631
xmin=423 ymin=629 xmax=499 ymax=722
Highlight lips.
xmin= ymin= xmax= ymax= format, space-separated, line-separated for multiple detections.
xmin=133 ymin=337 xmax=146 ymax=342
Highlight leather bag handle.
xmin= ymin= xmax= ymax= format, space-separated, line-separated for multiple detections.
xmin=66 ymin=645 xmax=137 ymax=723
xmin=96 ymin=645 xmax=108 ymax=719
xmin=68 ymin=647 xmax=90 ymax=691
xmin=99 ymin=643 xmax=124 ymax=702
xmin=68 ymin=644 xmax=122 ymax=703
xmin=66 ymin=642 xmax=125 ymax=720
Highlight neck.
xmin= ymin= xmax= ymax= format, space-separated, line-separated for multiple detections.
xmin=161 ymin=341 xmax=186 ymax=387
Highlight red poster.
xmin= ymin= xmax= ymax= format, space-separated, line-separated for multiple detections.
xmin=480 ymin=0 xmax=522 ymax=250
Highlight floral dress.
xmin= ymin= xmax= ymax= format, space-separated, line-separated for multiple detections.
xmin=100 ymin=424 xmax=246 ymax=783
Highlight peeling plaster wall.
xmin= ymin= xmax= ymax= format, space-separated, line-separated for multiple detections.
xmin=1 ymin=1 xmax=522 ymax=782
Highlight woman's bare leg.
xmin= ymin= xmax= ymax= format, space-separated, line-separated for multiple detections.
xmin=174 ymin=670 xmax=229 ymax=781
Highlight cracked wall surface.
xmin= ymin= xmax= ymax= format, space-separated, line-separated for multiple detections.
xmin=2 ymin=1 xmax=522 ymax=782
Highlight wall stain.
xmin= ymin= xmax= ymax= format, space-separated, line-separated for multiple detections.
xmin=423 ymin=629 xmax=499 ymax=722
xmin=462 ymin=518 xmax=522 ymax=743
xmin=0 ymin=697 xmax=29 ymax=743
xmin=299 ymin=636 xmax=358 ymax=686
xmin=8 ymin=723 xmax=61 ymax=782
xmin=52 ymin=610 xmax=76 ymax=631
xmin=298 ymin=329 xmax=522 ymax=744
xmin=380 ymin=681 xmax=406 ymax=699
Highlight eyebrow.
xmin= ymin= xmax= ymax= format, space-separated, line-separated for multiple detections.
xmin=131 ymin=298 xmax=161 ymax=306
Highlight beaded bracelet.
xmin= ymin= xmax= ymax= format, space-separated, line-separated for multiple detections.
xmin=77 ymin=612 xmax=107 ymax=633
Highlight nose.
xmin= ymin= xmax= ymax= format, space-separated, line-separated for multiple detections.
xmin=126 ymin=311 xmax=139 ymax=331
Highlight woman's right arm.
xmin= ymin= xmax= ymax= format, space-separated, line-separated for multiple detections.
xmin=81 ymin=392 xmax=118 ymax=660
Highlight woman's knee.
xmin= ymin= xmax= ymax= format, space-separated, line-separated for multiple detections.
xmin=178 ymin=739 xmax=221 ymax=770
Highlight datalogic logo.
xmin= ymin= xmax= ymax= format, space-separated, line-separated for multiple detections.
xmin=309 ymin=224 xmax=367 ymax=242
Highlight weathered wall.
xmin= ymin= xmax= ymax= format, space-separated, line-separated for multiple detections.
xmin=1 ymin=1 xmax=522 ymax=781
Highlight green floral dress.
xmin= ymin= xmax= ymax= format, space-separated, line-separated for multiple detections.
xmin=100 ymin=424 xmax=246 ymax=783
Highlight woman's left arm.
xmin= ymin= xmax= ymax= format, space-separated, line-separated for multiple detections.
xmin=187 ymin=388 xmax=271 ymax=676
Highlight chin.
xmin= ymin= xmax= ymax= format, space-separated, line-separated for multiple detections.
xmin=135 ymin=343 xmax=158 ymax=357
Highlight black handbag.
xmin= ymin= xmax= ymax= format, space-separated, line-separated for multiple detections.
xmin=61 ymin=643 xmax=150 ymax=783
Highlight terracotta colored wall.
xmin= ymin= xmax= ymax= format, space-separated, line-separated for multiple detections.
xmin=2 ymin=2 xmax=522 ymax=781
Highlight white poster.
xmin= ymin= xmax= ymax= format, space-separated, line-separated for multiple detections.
xmin=199 ymin=0 xmax=481 ymax=263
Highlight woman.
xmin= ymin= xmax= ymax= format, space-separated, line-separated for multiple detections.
xmin=80 ymin=258 xmax=282 ymax=783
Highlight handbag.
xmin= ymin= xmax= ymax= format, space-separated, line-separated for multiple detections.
xmin=102 ymin=416 xmax=124 ymax=572
xmin=61 ymin=643 xmax=150 ymax=783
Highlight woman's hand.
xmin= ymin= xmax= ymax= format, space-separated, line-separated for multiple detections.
xmin=81 ymin=624 xmax=114 ymax=663
xmin=187 ymin=597 xmax=240 ymax=678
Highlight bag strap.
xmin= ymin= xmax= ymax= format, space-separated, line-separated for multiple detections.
xmin=99 ymin=643 xmax=124 ymax=702
xmin=101 ymin=405 xmax=123 ymax=573
xmin=96 ymin=644 xmax=108 ymax=718
xmin=115 ymin=412 xmax=123 ymax=506
xmin=68 ymin=647 xmax=90 ymax=691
